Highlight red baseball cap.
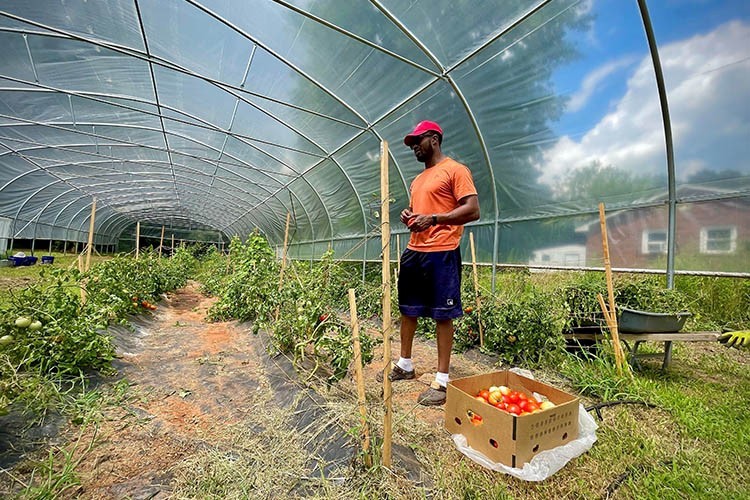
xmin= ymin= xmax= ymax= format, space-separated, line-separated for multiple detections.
xmin=403 ymin=120 xmax=443 ymax=146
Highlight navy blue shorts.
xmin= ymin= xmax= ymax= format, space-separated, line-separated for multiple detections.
xmin=398 ymin=248 xmax=463 ymax=320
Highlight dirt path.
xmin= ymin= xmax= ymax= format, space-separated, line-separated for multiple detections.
xmin=61 ymin=282 xmax=493 ymax=498
xmin=68 ymin=282 xmax=266 ymax=498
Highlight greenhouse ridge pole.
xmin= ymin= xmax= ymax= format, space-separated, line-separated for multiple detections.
xmin=637 ymin=0 xmax=676 ymax=289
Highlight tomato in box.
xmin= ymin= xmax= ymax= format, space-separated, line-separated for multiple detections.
xmin=445 ymin=370 xmax=580 ymax=468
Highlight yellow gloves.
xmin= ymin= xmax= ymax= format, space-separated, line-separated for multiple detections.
xmin=718 ymin=330 xmax=750 ymax=348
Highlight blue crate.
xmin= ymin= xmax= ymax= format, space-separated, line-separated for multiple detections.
xmin=9 ymin=256 xmax=38 ymax=266
xmin=41 ymin=256 xmax=54 ymax=264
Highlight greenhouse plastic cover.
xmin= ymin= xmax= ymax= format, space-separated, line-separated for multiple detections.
xmin=0 ymin=1 xmax=748 ymax=274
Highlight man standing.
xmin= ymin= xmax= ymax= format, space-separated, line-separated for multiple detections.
xmin=380 ymin=120 xmax=480 ymax=406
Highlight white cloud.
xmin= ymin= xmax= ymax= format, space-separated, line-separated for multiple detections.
xmin=537 ymin=20 xmax=750 ymax=189
xmin=567 ymin=56 xmax=636 ymax=113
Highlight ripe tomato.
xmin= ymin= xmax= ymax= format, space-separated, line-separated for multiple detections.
xmin=507 ymin=392 xmax=520 ymax=404
xmin=506 ymin=404 xmax=521 ymax=415
xmin=518 ymin=400 xmax=529 ymax=411
xmin=525 ymin=401 xmax=540 ymax=412
xmin=517 ymin=392 xmax=528 ymax=401
xmin=478 ymin=389 xmax=490 ymax=401
xmin=493 ymin=402 xmax=506 ymax=411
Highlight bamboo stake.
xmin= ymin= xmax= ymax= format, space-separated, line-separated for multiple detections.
xmin=85 ymin=199 xmax=96 ymax=272
xmin=597 ymin=293 xmax=615 ymax=331
xmin=274 ymin=213 xmax=292 ymax=322
xmin=469 ymin=232 xmax=484 ymax=348
xmin=158 ymin=225 xmax=165 ymax=258
xmin=171 ymin=233 xmax=175 ymax=253
xmin=598 ymin=203 xmax=629 ymax=376
xmin=78 ymin=254 xmax=86 ymax=304
xmin=135 ymin=221 xmax=140 ymax=260
xmin=380 ymin=140 xmax=393 ymax=468
xmin=279 ymin=212 xmax=291 ymax=286
xmin=348 ymin=288 xmax=372 ymax=467
xmin=596 ymin=293 xmax=627 ymax=372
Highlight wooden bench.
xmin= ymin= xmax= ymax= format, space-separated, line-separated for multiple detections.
xmin=563 ymin=331 xmax=720 ymax=370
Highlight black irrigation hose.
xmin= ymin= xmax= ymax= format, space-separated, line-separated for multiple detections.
xmin=585 ymin=400 xmax=657 ymax=421
xmin=603 ymin=460 xmax=673 ymax=499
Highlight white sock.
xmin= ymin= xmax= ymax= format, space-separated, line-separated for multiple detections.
xmin=435 ymin=371 xmax=450 ymax=387
xmin=396 ymin=357 xmax=413 ymax=372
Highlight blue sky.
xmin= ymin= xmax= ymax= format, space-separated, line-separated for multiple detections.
xmin=541 ymin=0 xmax=750 ymax=188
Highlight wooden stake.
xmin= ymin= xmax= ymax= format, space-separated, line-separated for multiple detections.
xmin=85 ymin=199 xmax=96 ymax=272
xmin=380 ymin=140 xmax=393 ymax=468
xmin=279 ymin=212 xmax=291 ymax=286
xmin=135 ymin=221 xmax=140 ymax=260
xmin=171 ymin=233 xmax=175 ymax=253
xmin=78 ymin=254 xmax=87 ymax=304
xmin=596 ymin=293 xmax=625 ymax=371
xmin=598 ymin=203 xmax=629 ymax=377
xmin=158 ymin=225 xmax=165 ymax=258
xmin=348 ymin=288 xmax=372 ymax=467
xmin=275 ymin=213 xmax=292 ymax=322
xmin=469 ymin=232 xmax=484 ymax=348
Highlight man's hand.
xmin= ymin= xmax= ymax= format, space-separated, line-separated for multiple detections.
xmin=406 ymin=214 xmax=432 ymax=232
xmin=400 ymin=208 xmax=413 ymax=226
xmin=718 ymin=330 xmax=750 ymax=348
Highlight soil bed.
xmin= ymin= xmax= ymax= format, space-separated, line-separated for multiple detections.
xmin=45 ymin=282 xmax=495 ymax=498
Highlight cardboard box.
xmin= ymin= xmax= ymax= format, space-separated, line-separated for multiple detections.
xmin=445 ymin=370 xmax=579 ymax=468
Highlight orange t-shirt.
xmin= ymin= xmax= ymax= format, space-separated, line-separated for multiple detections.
xmin=407 ymin=157 xmax=478 ymax=252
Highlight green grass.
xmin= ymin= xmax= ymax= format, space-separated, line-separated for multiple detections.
xmin=0 ymin=250 xmax=112 ymax=305
xmin=556 ymin=345 xmax=749 ymax=499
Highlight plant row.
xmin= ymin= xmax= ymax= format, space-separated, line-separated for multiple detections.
xmin=0 ymin=249 xmax=198 ymax=414
xmin=199 ymin=234 xmax=749 ymax=378
xmin=198 ymin=234 xmax=379 ymax=382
